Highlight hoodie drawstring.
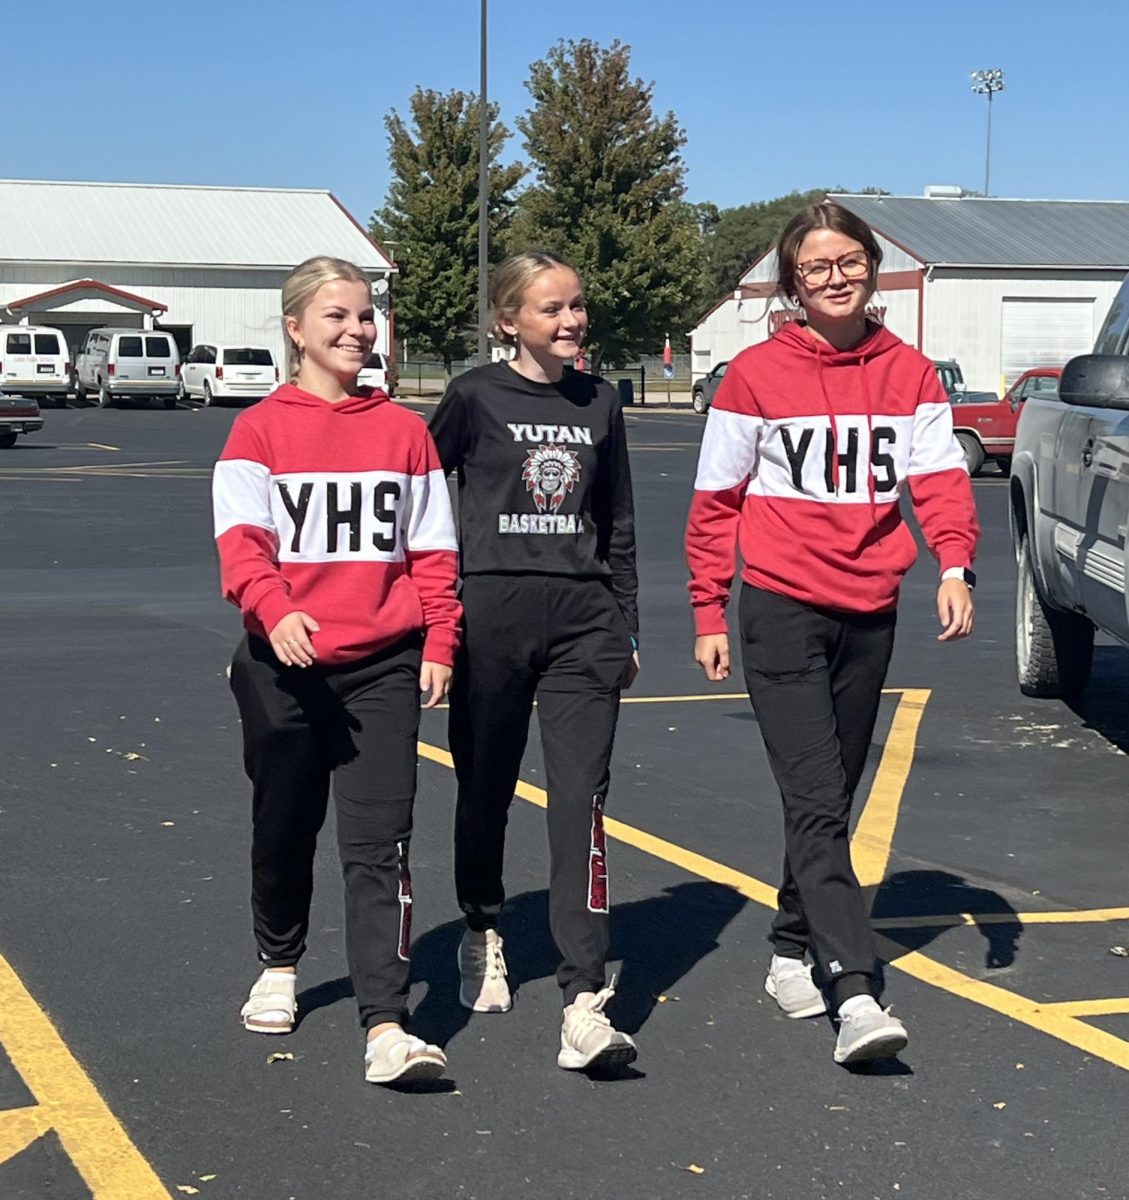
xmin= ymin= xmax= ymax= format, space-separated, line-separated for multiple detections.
xmin=814 ymin=342 xmax=840 ymax=494
xmin=857 ymin=358 xmax=879 ymax=530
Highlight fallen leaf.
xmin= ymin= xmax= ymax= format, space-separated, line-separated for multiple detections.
xmin=161 ymin=821 xmax=175 ymax=827
xmin=176 ymin=1189 xmax=200 ymax=1196
xmin=655 ymin=994 xmax=680 ymax=1003
xmin=198 ymin=1176 xmax=216 ymax=1183
xmin=1110 ymin=946 xmax=1129 ymax=958
xmin=88 ymin=737 xmax=97 ymax=743
xmin=266 ymin=1052 xmax=294 ymax=1064
xmin=993 ymin=1102 xmax=1006 ymax=1109
xmin=1016 ymin=1063 xmax=1025 ymax=1070
xmin=828 ymin=1106 xmax=848 ymax=1111
xmin=675 ymin=1164 xmax=706 ymax=1175
xmin=122 ymin=751 xmax=148 ymax=762
xmin=475 ymin=1129 xmax=493 ymax=1135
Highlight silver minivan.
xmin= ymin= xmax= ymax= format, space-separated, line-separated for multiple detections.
xmin=75 ymin=328 xmax=181 ymax=408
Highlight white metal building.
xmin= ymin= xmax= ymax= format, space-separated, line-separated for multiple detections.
xmin=691 ymin=191 xmax=1129 ymax=393
xmin=0 ymin=179 xmax=395 ymax=369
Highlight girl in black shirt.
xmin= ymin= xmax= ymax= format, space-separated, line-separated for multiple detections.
xmin=429 ymin=251 xmax=639 ymax=1071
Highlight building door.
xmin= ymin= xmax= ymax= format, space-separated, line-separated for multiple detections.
xmin=1000 ymin=298 xmax=1094 ymax=388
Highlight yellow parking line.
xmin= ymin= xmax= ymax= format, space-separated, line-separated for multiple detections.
xmin=874 ymin=907 xmax=1129 ymax=929
xmin=851 ymin=689 xmax=929 ymax=887
xmin=1034 ymin=998 xmax=1129 ymax=1018
xmin=0 ymin=953 xmax=169 ymax=1195
xmin=621 ymin=688 xmax=908 ymax=705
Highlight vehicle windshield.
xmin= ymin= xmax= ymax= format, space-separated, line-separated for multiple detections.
xmin=364 ymin=354 xmax=385 ymax=370
xmin=34 ymin=334 xmax=60 ymax=354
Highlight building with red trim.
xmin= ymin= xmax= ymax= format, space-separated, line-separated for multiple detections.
xmin=691 ymin=189 xmax=1129 ymax=394
xmin=0 ymin=179 xmax=395 ymax=369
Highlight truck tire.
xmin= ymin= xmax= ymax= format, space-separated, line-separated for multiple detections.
xmin=956 ymin=432 xmax=985 ymax=477
xmin=692 ymin=389 xmax=708 ymax=415
xmin=1015 ymin=531 xmax=1094 ymax=698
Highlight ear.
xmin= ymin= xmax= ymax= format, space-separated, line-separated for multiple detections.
xmin=283 ymin=314 xmax=302 ymax=346
xmin=497 ymin=310 xmax=520 ymax=342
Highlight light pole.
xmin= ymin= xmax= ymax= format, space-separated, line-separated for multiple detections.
xmin=970 ymin=68 xmax=1005 ymax=197
xmin=477 ymin=0 xmax=490 ymax=364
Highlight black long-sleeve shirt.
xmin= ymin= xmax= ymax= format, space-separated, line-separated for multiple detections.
xmin=429 ymin=361 xmax=639 ymax=636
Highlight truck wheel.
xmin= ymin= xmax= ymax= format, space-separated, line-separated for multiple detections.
xmin=692 ymin=390 xmax=707 ymax=415
xmin=1015 ymin=531 xmax=1094 ymax=698
xmin=0 ymin=431 xmax=17 ymax=449
xmin=98 ymin=382 xmax=113 ymax=408
xmin=956 ymin=432 xmax=985 ymax=476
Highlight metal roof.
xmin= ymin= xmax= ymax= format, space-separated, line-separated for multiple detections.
xmin=832 ymin=194 xmax=1129 ymax=268
xmin=0 ymin=179 xmax=393 ymax=271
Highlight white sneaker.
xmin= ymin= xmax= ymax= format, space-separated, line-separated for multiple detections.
xmin=833 ymin=997 xmax=908 ymax=1064
xmin=764 ymin=955 xmax=827 ymax=1019
xmin=458 ymin=928 xmax=512 ymax=1012
xmin=557 ymin=981 xmax=638 ymax=1071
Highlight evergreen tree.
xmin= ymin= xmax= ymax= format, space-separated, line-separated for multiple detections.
xmin=373 ymin=88 xmax=524 ymax=380
xmin=514 ymin=39 xmax=703 ymax=369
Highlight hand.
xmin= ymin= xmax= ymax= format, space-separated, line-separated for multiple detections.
xmin=620 ymin=650 xmax=641 ymax=690
xmin=269 ymin=611 xmax=320 ymax=667
xmin=695 ymin=634 xmax=731 ymax=681
xmin=937 ymin=579 xmax=975 ymax=641
xmin=420 ymin=661 xmax=453 ymax=709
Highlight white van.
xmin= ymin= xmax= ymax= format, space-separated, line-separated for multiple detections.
xmin=357 ymin=351 xmax=391 ymax=393
xmin=179 ymin=343 xmax=278 ymax=406
xmin=75 ymin=328 xmax=181 ymax=409
xmin=0 ymin=325 xmax=70 ymax=407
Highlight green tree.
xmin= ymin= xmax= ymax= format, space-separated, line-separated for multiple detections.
xmin=373 ymin=88 xmax=524 ymax=380
xmin=513 ymin=39 xmax=704 ymax=369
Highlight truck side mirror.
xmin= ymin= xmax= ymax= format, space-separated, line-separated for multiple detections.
xmin=1060 ymin=355 xmax=1129 ymax=410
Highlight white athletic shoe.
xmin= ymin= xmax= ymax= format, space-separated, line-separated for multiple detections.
xmin=557 ymin=981 xmax=637 ymax=1071
xmin=833 ymin=998 xmax=908 ymax=1065
xmin=764 ymin=955 xmax=827 ymax=1019
xmin=458 ymin=928 xmax=512 ymax=1013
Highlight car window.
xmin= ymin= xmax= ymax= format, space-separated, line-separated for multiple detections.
xmin=145 ymin=337 xmax=172 ymax=358
xmin=34 ymin=333 xmax=61 ymax=355
xmin=1021 ymin=375 xmax=1060 ymax=400
xmin=1094 ymin=277 xmax=1129 ymax=355
xmin=117 ymin=337 xmax=143 ymax=357
xmin=713 ymin=362 xmax=728 ymax=379
xmin=224 ymin=348 xmax=273 ymax=366
xmin=6 ymin=333 xmax=31 ymax=354
xmin=364 ymin=353 xmax=385 ymax=370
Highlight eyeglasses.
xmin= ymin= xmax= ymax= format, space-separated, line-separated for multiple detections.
xmin=794 ymin=252 xmax=871 ymax=286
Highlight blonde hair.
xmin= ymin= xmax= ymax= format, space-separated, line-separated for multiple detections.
xmin=490 ymin=250 xmax=575 ymax=346
xmin=281 ymin=256 xmax=370 ymax=381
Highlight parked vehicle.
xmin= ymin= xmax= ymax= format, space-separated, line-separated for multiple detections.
xmin=691 ymin=361 xmax=729 ymax=414
xmin=74 ymin=328 xmax=181 ymax=409
xmin=357 ymin=351 xmax=391 ymax=393
xmin=0 ymin=326 xmax=71 ymax=408
xmin=179 ymin=343 xmax=278 ymax=406
xmin=1009 ymin=274 xmax=1129 ymax=699
xmin=0 ymin=392 xmax=44 ymax=447
xmin=949 ymin=367 xmax=1063 ymax=476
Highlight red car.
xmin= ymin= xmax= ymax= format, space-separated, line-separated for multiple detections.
xmin=949 ymin=367 xmax=1063 ymax=476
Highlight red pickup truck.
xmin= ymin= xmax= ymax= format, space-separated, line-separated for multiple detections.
xmin=947 ymin=367 xmax=1063 ymax=476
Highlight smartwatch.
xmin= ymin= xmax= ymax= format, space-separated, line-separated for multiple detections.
xmin=942 ymin=566 xmax=976 ymax=589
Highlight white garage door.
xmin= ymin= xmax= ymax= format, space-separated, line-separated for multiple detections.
xmin=1000 ymin=297 xmax=1094 ymax=387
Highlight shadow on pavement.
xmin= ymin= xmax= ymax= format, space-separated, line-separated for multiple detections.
xmin=1068 ymin=645 xmax=1129 ymax=754
xmin=301 ymin=881 xmax=747 ymax=1049
xmin=870 ymin=869 xmax=1022 ymax=969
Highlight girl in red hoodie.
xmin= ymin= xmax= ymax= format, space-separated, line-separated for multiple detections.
xmin=213 ymin=256 xmax=461 ymax=1085
xmin=685 ymin=203 xmax=978 ymax=1065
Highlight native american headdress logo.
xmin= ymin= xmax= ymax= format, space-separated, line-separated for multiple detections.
xmin=521 ymin=445 xmax=581 ymax=514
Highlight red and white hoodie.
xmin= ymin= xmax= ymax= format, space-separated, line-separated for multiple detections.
xmin=213 ymin=384 xmax=461 ymax=666
xmin=685 ymin=321 xmax=979 ymax=632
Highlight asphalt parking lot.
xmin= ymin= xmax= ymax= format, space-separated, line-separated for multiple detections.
xmin=1 ymin=398 xmax=1127 ymax=1200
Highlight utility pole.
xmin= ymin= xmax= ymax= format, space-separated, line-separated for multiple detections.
xmin=970 ymin=68 xmax=1005 ymax=196
xmin=477 ymin=0 xmax=490 ymax=364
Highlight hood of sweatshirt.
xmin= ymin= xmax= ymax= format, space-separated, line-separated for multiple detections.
xmin=770 ymin=318 xmax=902 ymax=370
xmin=268 ymin=382 xmax=390 ymax=414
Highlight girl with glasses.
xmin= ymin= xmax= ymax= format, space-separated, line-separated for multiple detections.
xmin=685 ymin=202 xmax=979 ymax=1065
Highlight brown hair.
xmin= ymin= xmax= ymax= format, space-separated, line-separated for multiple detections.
xmin=490 ymin=250 xmax=576 ymax=346
xmin=774 ymin=201 xmax=882 ymax=305
xmin=281 ymin=256 xmax=370 ymax=381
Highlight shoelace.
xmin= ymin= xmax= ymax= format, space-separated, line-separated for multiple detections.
xmin=466 ymin=937 xmax=507 ymax=980
xmin=568 ymin=982 xmax=617 ymax=1035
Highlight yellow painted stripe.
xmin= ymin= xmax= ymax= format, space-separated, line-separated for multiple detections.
xmin=0 ymin=953 xmax=170 ymax=1195
xmin=621 ymin=688 xmax=908 ymax=705
xmin=851 ymin=689 xmax=930 ymax=887
xmin=87 ymin=442 xmax=120 ymax=451
xmin=0 ymin=1105 xmax=53 ymax=1164
xmin=1034 ymin=998 xmax=1129 ymax=1018
xmin=874 ymin=907 xmax=1129 ymax=929
xmin=881 ymin=944 xmax=1129 ymax=1071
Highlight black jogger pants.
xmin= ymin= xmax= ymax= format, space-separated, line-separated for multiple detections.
xmin=229 ymin=633 xmax=422 ymax=1029
xmin=450 ymin=574 xmax=634 ymax=1005
xmin=739 ymin=585 xmax=896 ymax=1002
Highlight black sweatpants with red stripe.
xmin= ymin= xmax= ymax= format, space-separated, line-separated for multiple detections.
xmin=229 ymin=633 xmax=423 ymax=1030
xmin=450 ymin=574 xmax=634 ymax=1005
xmin=739 ymin=585 xmax=897 ymax=1005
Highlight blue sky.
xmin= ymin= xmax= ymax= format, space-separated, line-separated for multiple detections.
xmin=16 ymin=0 xmax=1128 ymax=225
